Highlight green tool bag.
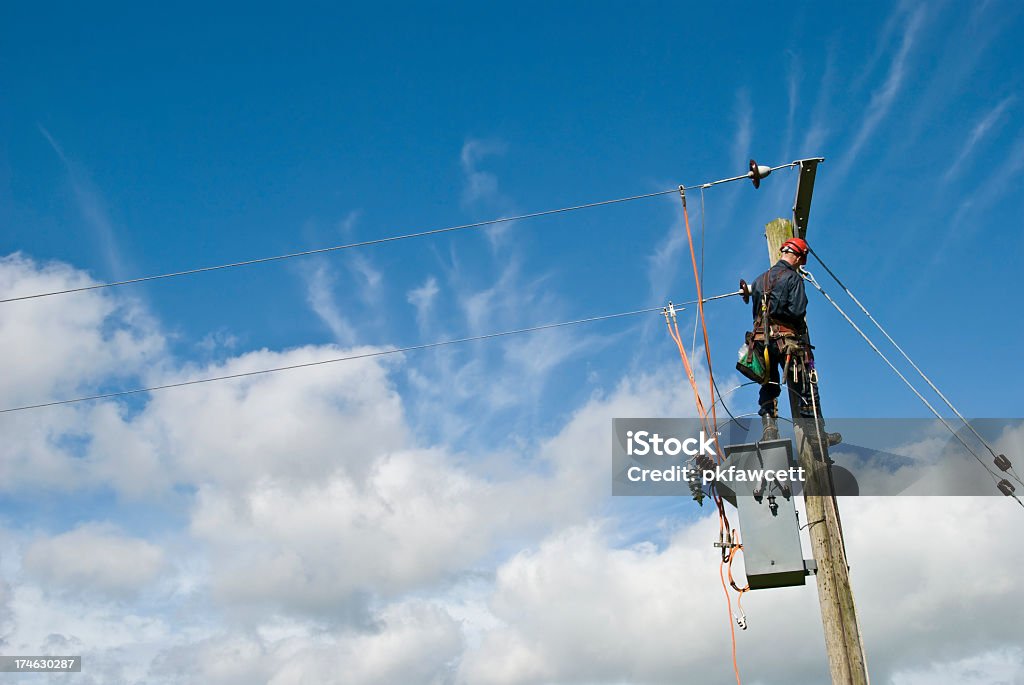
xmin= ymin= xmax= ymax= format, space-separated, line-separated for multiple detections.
xmin=736 ymin=332 xmax=769 ymax=384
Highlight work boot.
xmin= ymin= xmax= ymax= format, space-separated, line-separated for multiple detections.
xmin=798 ymin=418 xmax=842 ymax=447
xmin=760 ymin=415 xmax=780 ymax=441
xmin=815 ymin=419 xmax=842 ymax=446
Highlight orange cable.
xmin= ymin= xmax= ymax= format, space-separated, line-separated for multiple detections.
xmin=676 ymin=190 xmax=744 ymax=684
xmin=663 ymin=307 xmax=740 ymax=683
xmin=719 ymin=559 xmax=742 ymax=685
xmin=680 ymin=191 xmax=720 ymax=444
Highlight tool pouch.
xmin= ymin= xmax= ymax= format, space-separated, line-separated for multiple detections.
xmin=736 ymin=331 xmax=769 ymax=384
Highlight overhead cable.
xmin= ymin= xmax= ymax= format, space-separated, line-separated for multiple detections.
xmin=809 ymin=247 xmax=1023 ymax=488
xmin=0 ymin=161 xmax=805 ymax=305
xmin=0 ymin=290 xmax=742 ymax=414
xmin=802 ymin=269 xmax=1021 ymax=507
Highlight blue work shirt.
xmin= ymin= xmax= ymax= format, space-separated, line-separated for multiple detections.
xmin=750 ymin=259 xmax=808 ymax=331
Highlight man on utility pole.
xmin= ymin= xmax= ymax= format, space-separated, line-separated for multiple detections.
xmin=743 ymin=235 xmax=836 ymax=443
xmin=733 ymin=156 xmax=869 ymax=683
xmin=757 ymin=173 xmax=869 ymax=682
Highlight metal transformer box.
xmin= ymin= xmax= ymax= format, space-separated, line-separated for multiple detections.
xmin=720 ymin=439 xmax=806 ymax=590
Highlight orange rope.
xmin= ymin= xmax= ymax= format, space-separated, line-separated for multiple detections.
xmin=665 ymin=316 xmax=710 ymax=427
xmin=725 ymin=534 xmax=749 ymax=684
xmin=719 ymin=560 xmax=742 ymax=685
xmin=667 ymin=189 xmax=746 ymax=685
xmin=680 ymin=190 xmax=720 ymax=452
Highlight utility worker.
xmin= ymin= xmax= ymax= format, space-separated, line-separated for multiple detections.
xmin=743 ymin=237 xmax=835 ymax=443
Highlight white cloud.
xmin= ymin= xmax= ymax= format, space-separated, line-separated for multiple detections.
xmin=22 ymin=524 xmax=166 ymax=599
xmin=304 ymin=262 xmax=357 ymax=344
xmin=349 ymin=253 xmax=383 ymax=304
xmin=645 ymin=202 xmax=686 ymax=301
xmin=459 ymin=138 xmax=518 ymax=249
xmin=731 ymin=88 xmax=753 ymax=169
xmin=38 ymin=125 xmax=126 ymax=278
xmin=837 ymin=5 xmax=926 ymax=180
xmin=943 ymin=96 xmax=1014 ymax=183
xmin=407 ymin=275 xmax=440 ymax=332
xmin=0 ymin=254 xmax=164 ymax=408
xmin=149 ymin=601 xmax=462 ymax=685
xmin=1 ymin=255 xmax=1022 ymax=684
xmin=457 ymin=496 xmax=1024 ymax=685
xmin=337 ymin=209 xmax=362 ymax=239
xmin=891 ymin=648 xmax=1024 ymax=685
xmin=460 ymin=139 xmax=507 ymax=209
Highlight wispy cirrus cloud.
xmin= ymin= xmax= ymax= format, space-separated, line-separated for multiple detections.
xmin=943 ymin=96 xmax=1015 ymax=183
xmin=460 ymin=138 xmax=516 ymax=249
xmin=834 ymin=5 xmax=926 ymax=182
xmin=304 ymin=262 xmax=357 ymax=345
xmin=781 ymin=52 xmax=800 ymax=162
xmin=407 ymin=275 xmax=440 ymax=333
xmin=939 ymin=131 xmax=1024 ymax=254
xmin=731 ymin=88 xmax=753 ymax=169
xmin=460 ymin=139 xmax=507 ymax=208
xmin=301 ymin=212 xmax=385 ymax=343
xmin=37 ymin=125 xmax=126 ymax=279
xmin=899 ymin=1 xmax=1015 ymax=155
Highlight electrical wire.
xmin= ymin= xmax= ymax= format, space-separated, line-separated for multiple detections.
xmin=802 ymin=269 xmax=1022 ymax=508
xmin=0 ymin=290 xmax=744 ymax=415
xmin=672 ymin=186 xmax=744 ymax=685
xmin=809 ymin=247 xmax=1023 ymax=488
xmin=0 ymin=160 xmax=807 ymax=305
xmin=689 ymin=186 xmax=707 ymax=360
xmin=698 ymin=184 xmax=741 ymax=426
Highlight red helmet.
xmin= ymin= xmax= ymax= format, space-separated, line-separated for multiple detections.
xmin=780 ymin=237 xmax=809 ymax=260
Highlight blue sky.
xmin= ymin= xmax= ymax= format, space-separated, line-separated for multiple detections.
xmin=4 ymin=1 xmax=1022 ymax=423
xmin=1 ymin=3 xmax=1024 ymax=684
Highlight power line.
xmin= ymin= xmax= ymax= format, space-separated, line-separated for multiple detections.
xmin=801 ymin=268 xmax=1014 ymax=496
xmin=809 ymin=247 xmax=1023 ymax=488
xmin=0 ymin=290 xmax=742 ymax=414
xmin=0 ymin=161 xmax=806 ymax=305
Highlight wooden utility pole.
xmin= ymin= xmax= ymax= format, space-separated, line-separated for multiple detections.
xmin=764 ymin=217 xmax=869 ymax=685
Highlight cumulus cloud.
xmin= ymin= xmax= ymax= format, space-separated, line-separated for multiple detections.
xmin=1 ymin=254 xmax=1022 ymax=685
xmin=0 ymin=254 xmax=164 ymax=407
xmin=149 ymin=601 xmax=462 ymax=685
xmin=22 ymin=524 xmax=166 ymax=599
xmin=457 ymin=496 xmax=1024 ymax=685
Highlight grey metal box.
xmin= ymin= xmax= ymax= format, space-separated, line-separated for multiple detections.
xmin=720 ymin=439 xmax=806 ymax=590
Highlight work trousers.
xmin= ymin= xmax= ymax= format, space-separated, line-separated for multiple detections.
xmin=757 ymin=337 xmax=823 ymax=419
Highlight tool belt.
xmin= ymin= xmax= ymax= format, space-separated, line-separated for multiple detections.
xmin=738 ymin=323 xmax=808 ymax=385
xmin=751 ymin=317 xmax=800 ymax=341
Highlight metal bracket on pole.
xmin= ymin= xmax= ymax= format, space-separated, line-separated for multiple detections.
xmin=792 ymin=157 xmax=825 ymax=238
